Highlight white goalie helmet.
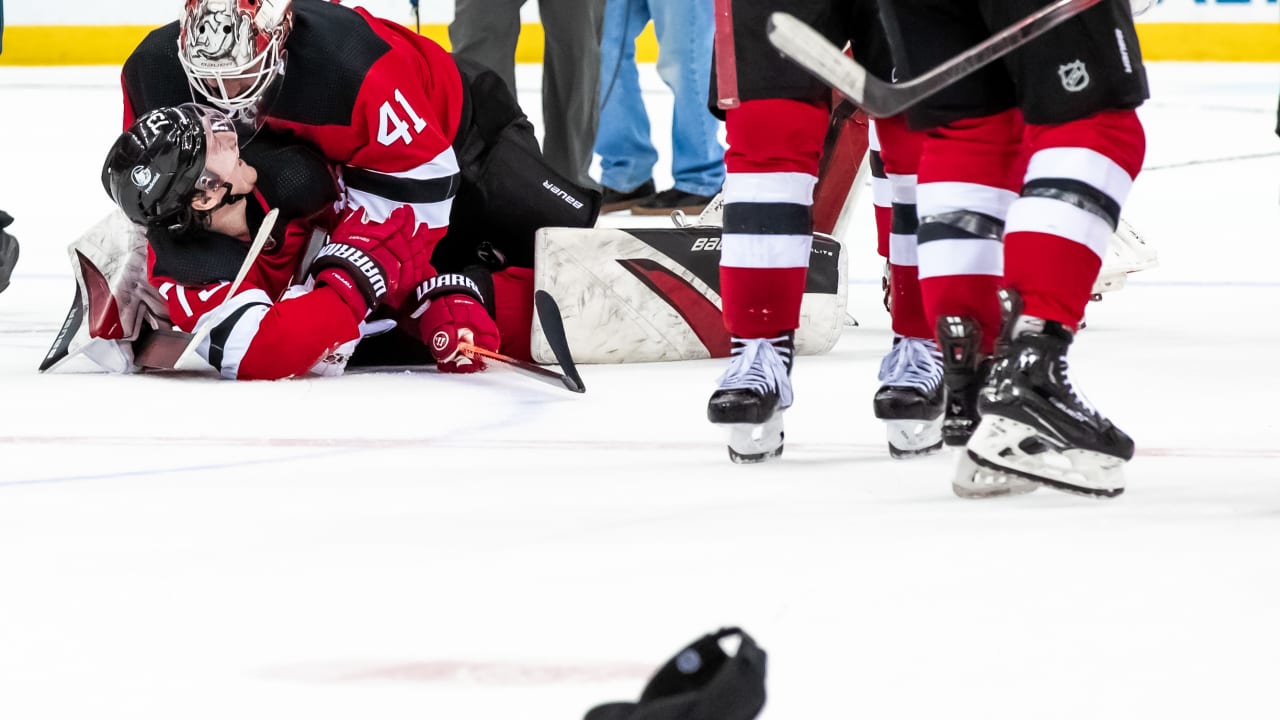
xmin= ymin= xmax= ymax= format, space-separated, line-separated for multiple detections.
xmin=178 ymin=0 xmax=294 ymax=117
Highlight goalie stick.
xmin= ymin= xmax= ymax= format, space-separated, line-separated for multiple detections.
xmin=766 ymin=0 xmax=1103 ymax=118
xmin=135 ymin=208 xmax=280 ymax=371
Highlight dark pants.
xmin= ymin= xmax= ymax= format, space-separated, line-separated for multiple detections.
xmin=449 ymin=0 xmax=606 ymax=189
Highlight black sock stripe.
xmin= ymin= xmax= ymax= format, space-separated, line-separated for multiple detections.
xmin=917 ymin=210 xmax=1005 ymax=244
xmin=1021 ymin=178 xmax=1121 ymax=230
xmin=723 ymin=202 xmax=812 ymax=236
xmin=891 ymin=202 xmax=918 ymax=235
xmin=869 ymin=151 xmax=886 ymax=179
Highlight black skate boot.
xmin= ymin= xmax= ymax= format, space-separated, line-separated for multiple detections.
xmin=872 ymin=336 xmax=944 ymax=458
xmin=707 ymin=333 xmax=794 ymax=463
xmin=936 ymin=316 xmax=989 ymax=447
xmin=967 ymin=315 xmax=1134 ymax=498
xmin=939 ymin=315 xmax=1038 ymax=499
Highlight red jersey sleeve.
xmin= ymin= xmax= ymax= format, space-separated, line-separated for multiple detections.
xmin=148 ymin=249 xmax=361 ymax=381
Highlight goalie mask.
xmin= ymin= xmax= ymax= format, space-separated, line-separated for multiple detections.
xmin=102 ymin=104 xmax=244 ymax=227
xmin=178 ymin=0 xmax=293 ymax=121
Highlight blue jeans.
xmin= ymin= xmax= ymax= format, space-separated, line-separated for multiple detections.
xmin=594 ymin=0 xmax=724 ymax=196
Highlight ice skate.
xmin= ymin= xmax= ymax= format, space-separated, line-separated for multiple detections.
xmin=872 ymin=336 xmax=944 ymax=458
xmin=707 ymin=333 xmax=794 ymax=463
xmin=967 ymin=315 xmax=1134 ymax=498
xmin=938 ymin=315 xmax=1037 ymax=498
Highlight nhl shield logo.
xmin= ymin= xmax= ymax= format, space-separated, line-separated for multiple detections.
xmin=1058 ymin=60 xmax=1090 ymax=93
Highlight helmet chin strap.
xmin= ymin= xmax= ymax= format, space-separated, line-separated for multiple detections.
xmin=215 ymin=182 xmax=250 ymax=211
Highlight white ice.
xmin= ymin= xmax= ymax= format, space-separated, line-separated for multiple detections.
xmin=0 ymin=61 xmax=1278 ymax=720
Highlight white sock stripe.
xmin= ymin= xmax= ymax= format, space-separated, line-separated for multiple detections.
xmin=917 ymin=238 xmax=1004 ymax=279
xmin=889 ymin=233 xmax=918 ymax=266
xmin=872 ymin=175 xmax=893 ymax=208
xmin=1004 ymin=196 xmax=1113 ymax=260
xmin=720 ymin=233 xmax=813 ymax=269
xmin=1024 ymin=147 xmax=1135 ymax=207
xmin=724 ymin=172 xmax=817 ymax=206
xmin=917 ymin=181 xmax=1018 ymax=221
xmin=888 ymin=173 xmax=918 ymax=205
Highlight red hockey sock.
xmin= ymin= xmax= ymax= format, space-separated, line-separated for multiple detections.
xmin=889 ymin=263 xmax=931 ymax=340
xmin=720 ymin=266 xmax=808 ymax=338
xmin=720 ymin=98 xmax=826 ymax=338
xmin=1007 ymin=110 xmax=1145 ymax=329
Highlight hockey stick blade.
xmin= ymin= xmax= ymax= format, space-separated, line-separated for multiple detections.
xmin=533 ymin=290 xmax=586 ymax=393
xmin=459 ymin=342 xmax=584 ymax=393
xmin=767 ymin=0 xmax=1102 ymax=118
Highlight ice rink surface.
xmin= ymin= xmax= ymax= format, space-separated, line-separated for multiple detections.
xmin=0 ymin=62 xmax=1278 ymax=720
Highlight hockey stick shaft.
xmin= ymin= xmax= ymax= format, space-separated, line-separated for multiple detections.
xmin=137 ymin=208 xmax=280 ymax=371
xmin=458 ymin=342 xmax=584 ymax=393
xmin=713 ymin=0 xmax=740 ymax=109
xmin=767 ymin=0 xmax=1103 ymax=118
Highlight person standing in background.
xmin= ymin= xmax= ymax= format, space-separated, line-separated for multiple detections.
xmin=594 ymin=0 xmax=724 ymax=215
xmin=449 ymin=0 xmax=606 ymax=190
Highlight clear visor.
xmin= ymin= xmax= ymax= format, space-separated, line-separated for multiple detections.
xmin=181 ymin=104 xmax=241 ymax=195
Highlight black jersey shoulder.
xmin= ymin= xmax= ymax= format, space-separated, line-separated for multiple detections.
xmin=272 ymin=0 xmax=394 ymax=128
xmin=122 ymin=23 xmax=193 ymax=117
xmin=243 ymin=131 xmax=339 ymax=227
xmin=149 ymin=227 xmax=250 ymax=286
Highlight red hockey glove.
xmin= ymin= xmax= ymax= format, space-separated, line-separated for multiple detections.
xmin=309 ymin=205 xmax=427 ymax=318
xmin=411 ymin=273 xmax=500 ymax=373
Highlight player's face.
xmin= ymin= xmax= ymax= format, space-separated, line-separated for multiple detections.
xmin=187 ymin=105 xmax=257 ymax=211
xmin=201 ymin=127 xmax=243 ymax=187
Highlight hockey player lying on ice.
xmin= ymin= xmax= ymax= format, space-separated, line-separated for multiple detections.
xmin=102 ymin=104 xmax=550 ymax=380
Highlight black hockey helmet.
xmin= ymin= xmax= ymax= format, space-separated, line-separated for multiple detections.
xmin=102 ymin=104 xmax=238 ymax=226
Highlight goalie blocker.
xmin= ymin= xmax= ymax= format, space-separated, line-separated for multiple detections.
xmin=531 ymin=225 xmax=848 ymax=364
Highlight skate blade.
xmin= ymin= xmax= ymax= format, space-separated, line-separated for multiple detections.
xmin=967 ymin=415 xmax=1127 ymax=498
xmin=952 ymin=453 xmax=1039 ymax=499
xmin=885 ymin=418 xmax=944 ymax=459
xmin=725 ymin=416 xmax=785 ymax=464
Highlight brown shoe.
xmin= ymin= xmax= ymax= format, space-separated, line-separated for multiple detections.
xmin=600 ymin=179 xmax=657 ymax=213
xmin=630 ymin=188 xmax=719 ymax=216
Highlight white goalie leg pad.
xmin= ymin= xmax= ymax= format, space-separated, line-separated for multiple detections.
xmin=41 ymin=210 xmax=172 ymax=374
xmin=965 ymin=415 xmax=1126 ymax=498
xmin=1092 ymin=218 xmax=1158 ymax=297
xmin=531 ymin=226 xmax=848 ymax=364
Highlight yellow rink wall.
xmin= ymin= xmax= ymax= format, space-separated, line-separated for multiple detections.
xmin=0 ymin=21 xmax=1276 ymax=67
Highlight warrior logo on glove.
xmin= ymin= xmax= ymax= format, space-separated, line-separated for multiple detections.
xmin=433 ymin=331 xmax=451 ymax=354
